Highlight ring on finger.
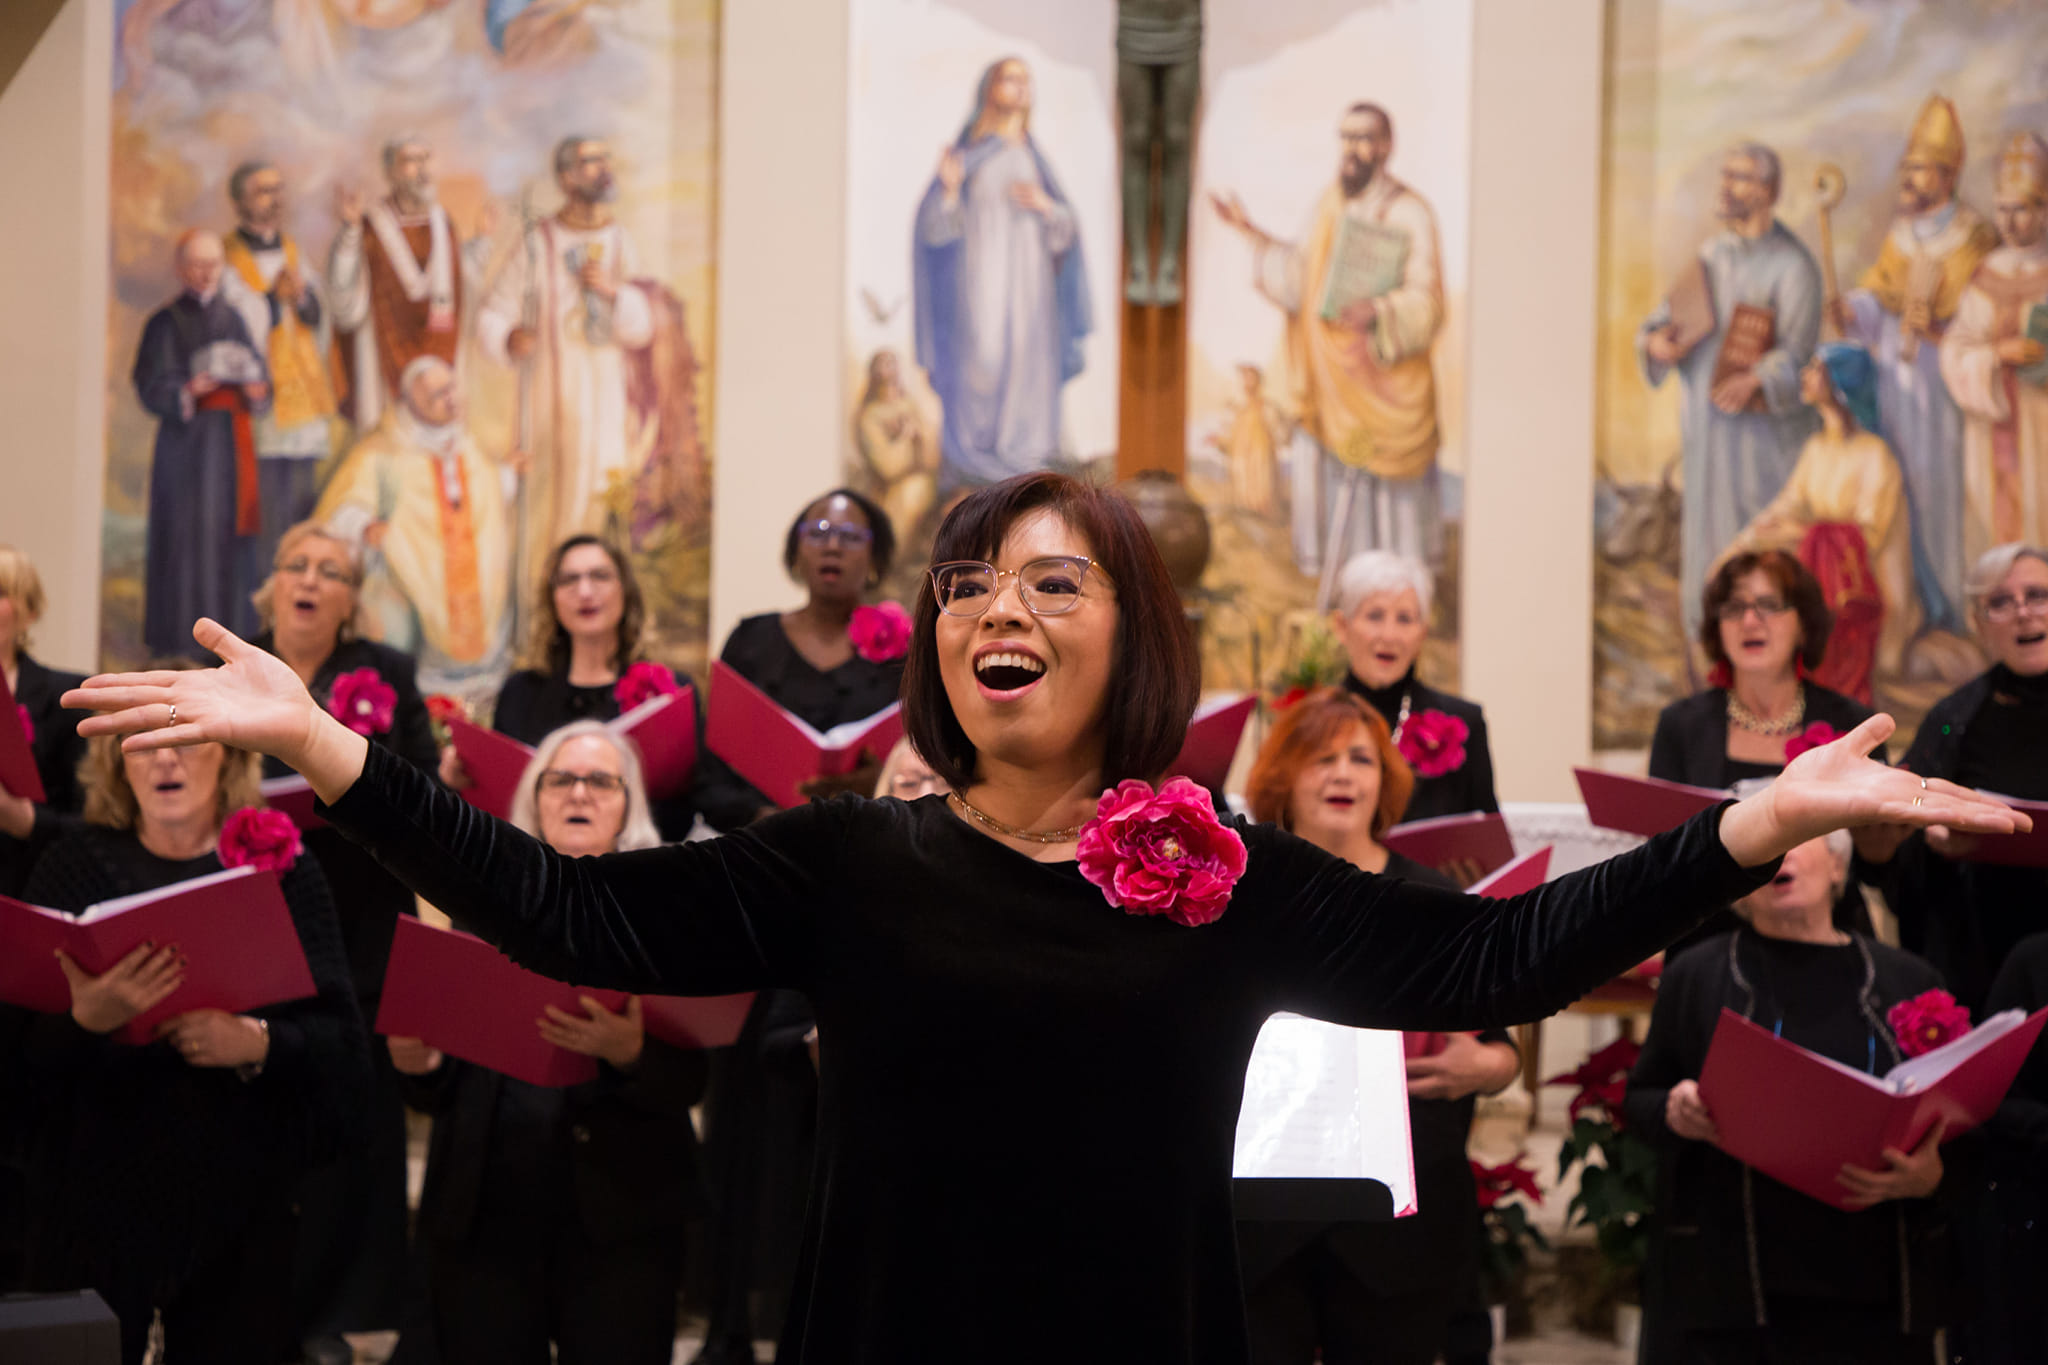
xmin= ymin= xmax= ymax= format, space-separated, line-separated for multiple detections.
xmin=166 ymin=704 xmax=177 ymax=728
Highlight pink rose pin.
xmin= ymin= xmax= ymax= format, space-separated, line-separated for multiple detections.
xmin=1886 ymin=989 xmax=1971 ymax=1059
xmin=848 ymin=601 xmax=912 ymax=664
xmin=328 ymin=667 xmax=397 ymax=737
xmin=1783 ymin=721 xmax=1840 ymax=761
xmin=1077 ymin=777 xmax=1248 ymax=928
xmin=1397 ymin=710 xmax=1469 ymax=779
xmin=219 ymin=806 xmax=303 ymax=873
xmin=614 ymin=660 xmax=681 ymax=711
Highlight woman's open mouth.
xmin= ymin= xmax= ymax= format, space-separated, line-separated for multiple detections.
xmin=974 ymin=648 xmax=1046 ymax=699
xmin=154 ymin=781 xmax=184 ymax=794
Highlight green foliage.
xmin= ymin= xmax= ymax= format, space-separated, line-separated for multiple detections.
xmin=1478 ymin=1199 xmax=1550 ymax=1304
xmin=1554 ymin=1110 xmax=1656 ymax=1298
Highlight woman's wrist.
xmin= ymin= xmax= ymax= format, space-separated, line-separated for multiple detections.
xmin=1718 ymin=789 xmax=1792 ymax=868
xmin=296 ymin=707 xmax=372 ymax=805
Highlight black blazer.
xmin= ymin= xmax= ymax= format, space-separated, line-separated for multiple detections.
xmin=1648 ymin=683 xmax=1878 ymax=789
xmin=400 ymin=1036 xmax=710 ymax=1247
xmin=1343 ymin=673 xmax=1498 ymax=822
xmin=0 ymin=654 xmax=89 ymax=897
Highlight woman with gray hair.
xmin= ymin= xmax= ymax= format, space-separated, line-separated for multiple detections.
xmin=1856 ymin=542 xmax=2048 ymax=1011
xmin=387 ymin=720 xmax=707 ymax=1363
xmin=1329 ymin=549 xmax=1498 ymax=829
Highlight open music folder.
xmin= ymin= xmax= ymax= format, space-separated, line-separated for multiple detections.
xmin=0 ymin=865 xmax=316 ymax=1044
xmin=705 ymin=660 xmax=903 ymax=809
xmin=1232 ymin=1016 xmax=1417 ymax=1222
xmin=1168 ymin=693 xmax=1256 ymax=793
xmin=1574 ymin=768 xmax=1726 ymax=838
xmin=1382 ymin=811 xmax=1516 ymax=878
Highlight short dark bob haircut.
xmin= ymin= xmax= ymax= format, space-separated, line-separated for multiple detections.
xmin=902 ymin=472 xmax=1200 ymax=791
xmin=783 ymin=487 xmax=897 ymax=582
xmin=1698 ymin=548 xmax=1832 ymax=676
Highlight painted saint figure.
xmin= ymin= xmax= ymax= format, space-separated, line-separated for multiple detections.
xmin=132 ymin=230 xmax=273 ymax=660
xmin=1832 ymin=95 xmax=2000 ymax=632
xmin=1638 ymin=143 xmax=1823 ymax=646
xmin=315 ymin=356 xmax=517 ymax=700
xmin=913 ymin=57 xmax=1093 ymax=492
xmin=1212 ymin=103 xmax=1447 ymax=597
xmin=1209 ymin=363 xmax=1281 ymax=518
xmin=219 ymin=160 xmax=338 ymax=574
xmin=1939 ymin=131 xmax=2048 ymax=565
xmin=854 ymin=350 xmax=937 ymax=539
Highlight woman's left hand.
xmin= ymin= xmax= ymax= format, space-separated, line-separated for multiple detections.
xmin=155 ymin=1009 xmax=270 ymax=1069
xmin=1719 ymin=716 xmax=2027 ymax=867
xmin=1837 ymin=1117 xmax=1946 ymax=1208
xmin=539 ymin=994 xmax=645 ymax=1070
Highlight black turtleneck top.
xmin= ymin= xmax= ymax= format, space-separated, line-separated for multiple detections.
xmin=1343 ymin=669 xmax=1498 ymax=822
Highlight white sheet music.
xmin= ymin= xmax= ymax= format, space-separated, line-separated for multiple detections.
xmin=1233 ymin=1015 xmax=1418 ymax=1215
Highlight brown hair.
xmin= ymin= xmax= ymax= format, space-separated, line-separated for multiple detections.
xmin=518 ymin=535 xmax=646 ymax=675
xmin=1245 ymin=689 xmax=1412 ymax=838
xmin=0 ymin=544 xmax=47 ymax=654
xmin=902 ymin=472 xmax=1200 ymax=790
xmin=1698 ymin=549 xmax=1832 ymax=676
xmin=80 ymin=661 xmax=262 ymax=831
xmin=250 ymin=521 xmax=364 ymax=638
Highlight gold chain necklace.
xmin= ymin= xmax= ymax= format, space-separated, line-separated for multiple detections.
xmin=948 ymin=791 xmax=1085 ymax=844
xmin=1726 ymin=685 xmax=1807 ymax=737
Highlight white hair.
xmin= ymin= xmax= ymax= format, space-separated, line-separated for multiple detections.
xmin=1730 ymin=777 xmax=1851 ymax=868
xmin=509 ymin=720 xmax=663 ymax=853
xmin=1333 ymin=550 xmax=1433 ymax=619
xmin=1966 ymin=542 xmax=2048 ymax=616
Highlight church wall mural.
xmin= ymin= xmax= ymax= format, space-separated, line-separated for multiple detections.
xmin=841 ymin=0 xmax=1121 ymax=608
xmin=1184 ymin=0 xmax=1474 ymax=700
xmin=102 ymin=0 xmax=719 ymax=701
xmin=1593 ymin=0 xmax=2048 ymax=752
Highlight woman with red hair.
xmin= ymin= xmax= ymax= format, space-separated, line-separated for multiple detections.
xmin=1239 ymin=688 xmax=1519 ymax=1365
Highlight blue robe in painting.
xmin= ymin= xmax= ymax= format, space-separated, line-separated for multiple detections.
xmin=132 ymin=292 xmax=271 ymax=660
xmin=913 ymin=133 xmax=1091 ymax=491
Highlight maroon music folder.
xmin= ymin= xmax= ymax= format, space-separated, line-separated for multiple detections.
xmin=375 ymin=917 xmax=754 ymax=1088
xmin=1168 ymin=693 xmax=1256 ymax=793
xmin=615 ymin=688 xmax=697 ymax=801
xmin=1698 ymin=1005 xmax=2048 ymax=1211
xmin=1467 ymin=845 xmax=1552 ymax=898
xmin=0 ymin=865 xmax=316 ymax=1044
xmin=1955 ymin=794 xmax=2048 ymax=868
xmin=705 ymin=660 xmax=903 ymax=808
xmin=1574 ymin=768 xmax=1726 ymax=838
xmin=448 ymin=718 xmax=536 ymax=822
xmin=1382 ymin=811 xmax=1515 ymax=877
xmin=0 ymin=668 xmax=46 ymax=804
xmin=259 ymin=774 xmax=326 ymax=830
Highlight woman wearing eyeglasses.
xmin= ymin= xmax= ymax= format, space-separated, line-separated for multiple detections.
xmin=389 ymin=722 xmax=707 ymax=1364
xmin=1857 ymin=543 xmax=2048 ymax=1011
xmin=65 ymin=472 xmax=2020 ymax=1365
xmin=446 ymin=535 xmax=704 ymax=841
xmin=247 ymin=519 xmax=438 ymax=1360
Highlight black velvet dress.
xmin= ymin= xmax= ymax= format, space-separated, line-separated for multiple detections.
xmin=490 ymin=665 xmax=706 ymax=841
xmin=316 ymin=742 xmax=1774 ymax=1364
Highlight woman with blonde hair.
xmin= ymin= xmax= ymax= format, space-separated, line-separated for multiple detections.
xmin=2 ymin=665 xmax=364 ymax=1364
xmin=0 ymin=544 xmax=90 ymax=899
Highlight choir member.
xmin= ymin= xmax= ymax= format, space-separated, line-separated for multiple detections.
xmin=0 ymin=544 xmax=88 ymax=898
xmin=389 ymin=721 xmax=707 ymax=1363
xmin=1627 ymin=810 xmax=1951 ymax=1364
xmin=1856 ymin=543 xmax=2048 ymax=1009
xmin=1237 ymin=689 xmax=1517 ymax=1365
xmin=872 ymin=735 xmax=946 ymax=803
xmin=3 ymin=706 xmax=365 ymax=1364
xmin=66 ymin=469 xmax=2019 ymax=1365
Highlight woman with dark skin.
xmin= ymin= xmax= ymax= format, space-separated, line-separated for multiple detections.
xmin=66 ymin=472 xmax=2020 ymax=1365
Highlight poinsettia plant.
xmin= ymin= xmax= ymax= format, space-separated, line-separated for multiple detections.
xmin=1473 ymin=1152 xmax=1549 ymax=1305
xmin=1547 ymin=1037 xmax=1655 ymax=1302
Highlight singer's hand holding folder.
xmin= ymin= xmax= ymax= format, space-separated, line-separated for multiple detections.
xmin=1168 ymin=693 xmax=1255 ymax=793
xmin=1697 ymin=1005 xmax=2048 ymax=1211
xmin=0 ymin=865 xmax=317 ymax=1044
xmin=0 ymin=666 xmax=45 ymax=804
xmin=376 ymin=916 xmax=754 ymax=1088
xmin=1574 ymin=768 xmax=1726 ymax=838
xmin=705 ymin=660 xmax=903 ymax=809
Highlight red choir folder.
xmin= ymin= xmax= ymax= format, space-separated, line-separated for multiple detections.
xmin=1955 ymin=793 xmax=2048 ymax=868
xmin=615 ymin=688 xmax=697 ymax=801
xmin=375 ymin=916 xmax=754 ymax=1088
xmin=448 ymin=718 xmax=537 ymax=822
xmin=0 ymin=865 xmax=316 ymax=1044
xmin=705 ymin=660 xmax=903 ymax=809
xmin=1382 ymin=811 xmax=1516 ymax=878
xmin=1574 ymin=768 xmax=1725 ymax=838
xmin=0 ymin=667 xmax=46 ymax=804
xmin=260 ymin=774 xmax=326 ymax=830
xmin=1169 ymin=693 xmax=1256 ymax=793
xmin=1467 ymin=845 xmax=1552 ymax=898
xmin=1698 ymin=1005 xmax=2048 ymax=1212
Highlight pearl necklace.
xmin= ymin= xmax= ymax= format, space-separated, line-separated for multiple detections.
xmin=1726 ymin=685 xmax=1806 ymax=737
xmin=948 ymin=791 xmax=1085 ymax=844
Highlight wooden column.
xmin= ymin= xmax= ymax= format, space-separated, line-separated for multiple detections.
xmin=1115 ymin=297 xmax=1188 ymax=479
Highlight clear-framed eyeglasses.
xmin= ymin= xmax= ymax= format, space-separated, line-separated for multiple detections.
xmin=929 ymin=556 xmax=1104 ymax=617
xmin=1982 ymin=586 xmax=2048 ymax=622
xmin=279 ymin=557 xmax=357 ymax=586
xmin=537 ymin=769 xmax=626 ymax=795
xmin=798 ymin=519 xmax=873 ymax=549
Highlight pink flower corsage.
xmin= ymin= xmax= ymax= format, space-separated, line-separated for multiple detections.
xmin=848 ymin=601 xmax=912 ymax=664
xmin=219 ymin=806 xmax=303 ymax=873
xmin=614 ymin=660 xmax=681 ymax=711
xmin=1887 ymin=989 xmax=1972 ymax=1059
xmin=14 ymin=704 xmax=31 ymax=747
xmin=328 ymin=667 xmax=397 ymax=737
xmin=1076 ymin=777 xmax=1247 ymax=928
xmin=1783 ymin=721 xmax=1840 ymax=761
xmin=1397 ymin=710 xmax=1469 ymax=778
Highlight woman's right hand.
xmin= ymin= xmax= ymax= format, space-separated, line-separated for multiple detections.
xmin=386 ymin=1036 xmax=445 ymax=1075
xmin=437 ymin=746 xmax=473 ymax=790
xmin=57 ymin=942 xmax=185 ymax=1035
xmin=65 ymin=618 xmax=370 ymax=803
xmin=1665 ymin=1079 xmax=1721 ymax=1145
